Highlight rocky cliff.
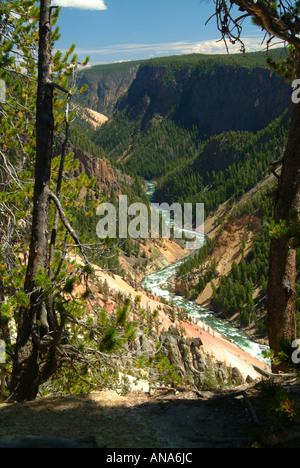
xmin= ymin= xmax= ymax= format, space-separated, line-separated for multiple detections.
xmin=117 ymin=63 xmax=291 ymax=135
xmin=130 ymin=325 xmax=247 ymax=389
xmin=77 ymin=50 xmax=291 ymax=137
xmin=73 ymin=147 xmax=132 ymax=198
xmin=76 ymin=62 xmax=140 ymax=116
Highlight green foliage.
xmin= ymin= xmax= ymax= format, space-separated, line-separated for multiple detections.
xmin=62 ymin=276 xmax=78 ymax=294
xmin=267 ymin=210 xmax=300 ymax=248
xmin=99 ymin=327 xmax=123 ymax=353
xmin=93 ymin=113 xmax=140 ymax=163
xmin=177 ymin=184 xmax=300 ymax=334
xmin=39 ymin=359 xmax=123 ymax=396
xmin=143 ymin=48 xmax=289 ymax=71
xmin=267 ymin=51 xmax=295 ymax=82
xmin=255 ymin=379 xmax=297 ymax=424
xmin=211 ymin=192 xmax=272 ymax=327
xmin=70 ymin=119 xmax=107 ymax=159
xmin=152 ymin=353 xmax=182 ymax=387
xmin=176 ymin=238 xmax=215 ymax=278
xmin=95 ymin=114 xmax=203 ymax=181
xmin=0 ymin=1 xmax=39 ymax=331
xmin=0 ymin=2 xmax=145 ymax=399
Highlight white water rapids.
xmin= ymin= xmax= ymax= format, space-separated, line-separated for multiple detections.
xmin=141 ymin=181 xmax=270 ymax=365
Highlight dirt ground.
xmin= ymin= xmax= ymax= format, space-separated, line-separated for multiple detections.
xmin=1 ymin=377 xmax=300 ymax=448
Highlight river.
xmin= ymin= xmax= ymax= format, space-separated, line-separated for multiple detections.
xmin=141 ymin=181 xmax=270 ymax=365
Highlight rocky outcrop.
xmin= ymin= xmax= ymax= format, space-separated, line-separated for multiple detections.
xmin=130 ymin=326 xmax=249 ymax=390
xmin=73 ymin=148 xmax=133 ymax=197
xmin=159 ymin=326 xmax=246 ymax=388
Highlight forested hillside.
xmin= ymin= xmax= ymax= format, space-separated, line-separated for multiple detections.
xmin=155 ymin=110 xmax=290 ymax=216
xmin=77 ymin=48 xmax=290 ymax=119
xmin=175 ymin=182 xmax=300 ymax=338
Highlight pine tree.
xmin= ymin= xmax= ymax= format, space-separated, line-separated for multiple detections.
xmin=1 ymin=1 xmax=135 ymax=401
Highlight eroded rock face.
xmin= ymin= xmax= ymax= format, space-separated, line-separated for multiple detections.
xmin=130 ymin=326 xmax=247 ymax=390
xmin=159 ymin=327 xmax=246 ymax=388
xmin=117 ymin=64 xmax=290 ymax=135
xmin=76 ymin=64 xmax=140 ymax=116
xmin=73 ymin=148 xmax=133 ymax=197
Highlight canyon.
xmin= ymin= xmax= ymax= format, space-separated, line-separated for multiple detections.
xmin=71 ymin=52 xmax=293 ymax=387
xmin=71 ymin=149 xmax=272 ymax=386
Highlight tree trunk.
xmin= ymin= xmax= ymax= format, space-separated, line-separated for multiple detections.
xmin=9 ymin=0 xmax=55 ymax=401
xmin=266 ymin=49 xmax=300 ymax=373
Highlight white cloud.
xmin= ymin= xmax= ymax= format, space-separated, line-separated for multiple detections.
xmin=54 ymin=0 xmax=107 ymax=10
xmin=71 ymin=37 xmax=267 ymax=61
xmin=56 ymin=36 xmax=275 ymax=67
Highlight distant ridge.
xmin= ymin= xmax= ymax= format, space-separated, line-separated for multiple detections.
xmin=80 ymin=47 xmax=288 ymax=74
xmin=76 ymin=47 xmax=289 ymax=116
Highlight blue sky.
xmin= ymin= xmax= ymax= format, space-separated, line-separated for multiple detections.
xmin=54 ymin=0 xmax=269 ymax=66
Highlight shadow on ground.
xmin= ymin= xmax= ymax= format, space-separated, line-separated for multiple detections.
xmin=1 ymin=379 xmax=300 ymax=448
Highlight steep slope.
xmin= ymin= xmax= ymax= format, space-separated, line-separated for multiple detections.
xmin=116 ymin=61 xmax=290 ymax=135
xmin=155 ymin=109 xmax=290 ymax=213
xmin=76 ymin=61 xmax=140 ymax=116
xmin=173 ymin=169 xmax=300 ymax=342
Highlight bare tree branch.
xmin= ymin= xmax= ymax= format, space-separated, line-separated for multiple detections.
xmin=46 ymin=187 xmax=90 ymax=265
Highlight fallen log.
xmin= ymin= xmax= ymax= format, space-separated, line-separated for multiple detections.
xmin=253 ymin=365 xmax=297 ymax=378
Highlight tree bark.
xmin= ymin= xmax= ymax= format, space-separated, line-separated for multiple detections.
xmin=9 ymin=0 xmax=55 ymax=401
xmin=266 ymin=48 xmax=300 ymax=373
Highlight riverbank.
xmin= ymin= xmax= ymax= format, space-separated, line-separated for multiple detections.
xmin=138 ymin=181 xmax=270 ymax=380
xmin=173 ymin=206 xmax=269 ymax=348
